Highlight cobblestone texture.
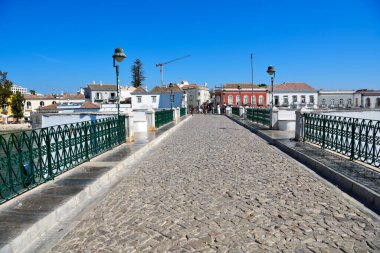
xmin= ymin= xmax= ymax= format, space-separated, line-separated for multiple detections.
xmin=51 ymin=115 xmax=380 ymax=252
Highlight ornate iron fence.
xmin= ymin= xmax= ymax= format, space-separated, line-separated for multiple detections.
xmin=180 ymin=108 xmax=186 ymax=117
xmin=246 ymin=108 xmax=271 ymax=127
xmin=232 ymin=107 xmax=240 ymax=116
xmin=0 ymin=116 xmax=126 ymax=203
xmin=304 ymin=113 xmax=380 ymax=168
xmin=155 ymin=110 xmax=173 ymax=128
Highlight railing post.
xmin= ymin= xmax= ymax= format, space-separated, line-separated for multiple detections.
xmin=270 ymin=107 xmax=279 ymax=130
xmin=322 ymin=115 xmax=326 ymax=149
xmin=146 ymin=109 xmax=156 ymax=131
xmin=45 ymin=129 xmax=53 ymax=180
xmin=295 ymin=108 xmax=303 ymax=141
xmin=122 ymin=113 xmax=134 ymax=142
xmin=350 ymin=119 xmax=356 ymax=160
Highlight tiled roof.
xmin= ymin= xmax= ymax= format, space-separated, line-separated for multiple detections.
xmin=80 ymin=102 xmax=100 ymax=109
xmin=224 ymin=83 xmax=262 ymax=89
xmin=23 ymin=94 xmax=43 ymax=99
xmin=150 ymin=84 xmax=182 ymax=93
xmin=87 ymin=84 xmax=117 ymax=91
xmin=131 ymin=87 xmax=147 ymax=93
xmin=182 ymin=84 xmax=208 ymax=90
xmin=270 ymin=82 xmax=316 ymax=91
xmin=150 ymin=86 xmax=165 ymax=93
xmin=38 ymin=104 xmax=58 ymax=110
xmin=62 ymin=94 xmax=85 ymax=99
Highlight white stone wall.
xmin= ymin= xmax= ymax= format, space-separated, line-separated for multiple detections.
xmin=186 ymin=89 xmax=210 ymax=108
xmin=268 ymin=92 xmax=318 ymax=108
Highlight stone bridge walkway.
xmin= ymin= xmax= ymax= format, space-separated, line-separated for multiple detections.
xmin=50 ymin=115 xmax=379 ymax=252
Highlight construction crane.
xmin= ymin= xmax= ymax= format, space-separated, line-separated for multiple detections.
xmin=156 ymin=55 xmax=190 ymax=87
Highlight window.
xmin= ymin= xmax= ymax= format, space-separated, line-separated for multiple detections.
xmin=283 ymin=96 xmax=289 ymax=104
xmin=151 ymin=96 xmax=157 ymax=103
xmin=236 ymin=95 xmax=240 ymax=105
xmin=330 ymin=99 xmax=335 ymax=105
xmin=198 ymin=92 xmax=201 ymax=96
xmin=301 ymin=95 xmax=306 ymax=104
xmin=137 ymin=96 xmax=142 ymax=103
xmin=309 ymin=96 xmax=314 ymax=104
xmin=339 ymin=99 xmax=344 ymax=105
xmin=355 ymin=98 xmax=359 ymax=107
xmin=348 ymin=99 xmax=352 ymax=106
xmin=366 ymin=98 xmax=371 ymax=108
xmin=322 ymin=98 xmax=326 ymax=105
xmin=26 ymin=101 xmax=31 ymax=109
xmin=292 ymin=96 xmax=297 ymax=103
xmin=228 ymin=95 xmax=233 ymax=105
xmin=110 ymin=92 xmax=116 ymax=99
xmin=251 ymin=96 xmax=256 ymax=105
xmin=258 ymin=95 xmax=264 ymax=105
xmin=40 ymin=101 xmax=45 ymax=106
xmin=274 ymin=96 xmax=279 ymax=106
xmin=243 ymin=95 xmax=248 ymax=105
xmin=52 ymin=101 xmax=56 ymax=104
xmin=376 ymin=98 xmax=380 ymax=108
xmin=96 ymin=93 xmax=102 ymax=99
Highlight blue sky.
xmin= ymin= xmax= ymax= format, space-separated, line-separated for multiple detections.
xmin=0 ymin=0 xmax=379 ymax=94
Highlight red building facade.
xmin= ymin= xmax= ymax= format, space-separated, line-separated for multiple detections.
xmin=214 ymin=83 xmax=268 ymax=108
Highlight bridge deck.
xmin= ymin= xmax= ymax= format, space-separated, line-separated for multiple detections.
xmin=46 ymin=115 xmax=379 ymax=252
xmin=0 ymin=115 xmax=380 ymax=252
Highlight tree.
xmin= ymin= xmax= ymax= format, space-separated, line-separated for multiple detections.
xmin=10 ymin=91 xmax=25 ymax=122
xmin=258 ymin=83 xmax=267 ymax=87
xmin=131 ymin=59 xmax=145 ymax=88
xmin=0 ymin=71 xmax=13 ymax=112
xmin=30 ymin=90 xmax=36 ymax=95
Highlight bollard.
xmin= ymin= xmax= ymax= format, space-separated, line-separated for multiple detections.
xmin=270 ymin=106 xmax=279 ymax=130
xmin=122 ymin=113 xmax=135 ymax=142
xmin=145 ymin=109 xmax=156 ymax=131
xmin=295 ymin=107 xmax=309 ymax=141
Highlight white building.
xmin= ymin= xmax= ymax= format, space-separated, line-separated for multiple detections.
xmin=181 ymin=82 xmax=210 ymax=108
xmin=84 ymin=83 xmax=118 ymax=104
xmin=130 ymin=87 xmax=160 ymax=110
xmin=23 ymin=93 xmax=86 ymax=120
xmin=11 ymin=85 xmax=28 ymax=94
xmin=318 ymin=90 xmax=355 ymax=109
xmin=355 ymin=89 xmax=380 ymax=109
xmin=268 ymin=82 xmax=318 ymax=109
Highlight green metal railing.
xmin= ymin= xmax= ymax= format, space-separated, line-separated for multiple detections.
xmin=155 ymin=110 xmax=173 ymax=128
xmin=304 ymin=113 xmax=380 ymax=168
xmin=0 ymin=116 xmax=126 ymax=203
xmin=246 ymin=108 xmax=271 ymax=126
xmin=232 ymin=107 xmax=240 ymax=116
xmin=180 ymin=108 xmax=186 ymax=117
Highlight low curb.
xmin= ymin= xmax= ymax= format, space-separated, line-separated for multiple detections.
xmin=1 ymin=116 xmax=191 ymax=253
xmin=227 ymin=115 xmax=380 ymax=215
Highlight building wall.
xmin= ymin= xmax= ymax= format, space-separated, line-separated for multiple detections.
xmin=90 ymin=90 xmax=117 ymax=103
xmin=131 ymin=94 xmax=160 ymax=110
xmin=318 ymin=92 xmax=355 ymax=108
xmin=159 ymin=93 xmax=183 ymax=108
xmin=268 ymin=91 xmax=318 ymax=108
xmin=24 ymin=98 xmax=86 ymax=118
xmin=185 ymin=88 xmax=210 ymax=108
xmin=362 ymin=95 xmax=380 ymax=109
xmin=215 ymin=90 xmax=267 ymax=107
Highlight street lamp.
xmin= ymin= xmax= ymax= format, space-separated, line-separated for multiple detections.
xmin=267 ymin=65 xmax=276 ymax=108
xmin=112 ymin=48 xmax=126 ymax=116
xmin=237 ymin=85 xmax=241 ymax=106
xmin=169 ymin=83 xmax=174 ymax=109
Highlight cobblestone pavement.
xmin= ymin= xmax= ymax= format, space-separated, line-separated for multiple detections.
xmin=51 ymin=115 xmax=380 ymax=252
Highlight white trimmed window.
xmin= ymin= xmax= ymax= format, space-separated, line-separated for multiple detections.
xmin=137 ymin=96 xmax=142 ymax=103
xmin=258 ymin=95 xmax=263 ymax=105
xmin=228 ymin=95 xmax=233 ymax=105
xmin=236 ymin=95 xmax=240 ymax=105
xmin=243 ymin=95 xmax=248 ymax=104
xmin=151 ymin=96 xmax=157 ymax=103
xmin=251 ymin=96 xmax=256 ymax=105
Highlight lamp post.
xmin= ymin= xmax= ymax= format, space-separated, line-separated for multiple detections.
xmin=266 ymin=65 xmax=276 ymax=108
xmin=112 ymin=48 xmax=126 ymax=116
xmin=169 ymin=83 xmax=174 ymax=109
xmin=237 ymin=85 xmax=241 ymax=106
